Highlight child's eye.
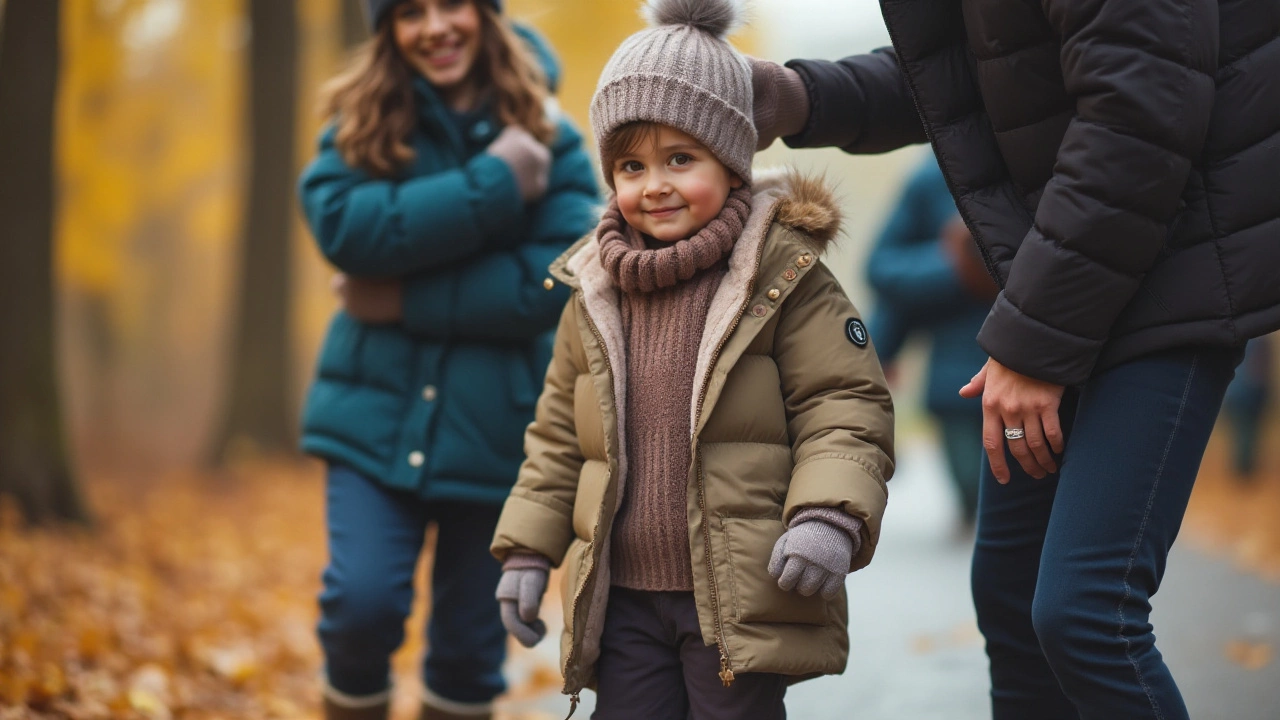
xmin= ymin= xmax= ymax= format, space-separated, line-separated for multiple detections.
xmin=620 ymin=160 xmax=644 ymax=173
xmin=396 ymin=5 xmax=424 ymax=20
xmin=670 ymin=153 xmax=693 ymax=167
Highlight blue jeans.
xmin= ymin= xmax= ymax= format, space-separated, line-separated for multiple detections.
xmin=318 ymin=465 xmax=507 ymax=704
xmin=971 ymin=346 xmax=1240 ymax=720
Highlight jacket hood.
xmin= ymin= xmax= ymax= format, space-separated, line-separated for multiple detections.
xmin=549 ymin=168 xmax=842 ymax=287
xmin=511 ymin=22 xmax=561 ymax=93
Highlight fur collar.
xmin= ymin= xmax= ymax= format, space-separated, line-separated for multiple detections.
xmin=769 ymin=168 xmax=843 ymax=251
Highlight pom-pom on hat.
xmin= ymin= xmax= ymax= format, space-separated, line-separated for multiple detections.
xmin=591 ymin=0 xmax=756 ymax=186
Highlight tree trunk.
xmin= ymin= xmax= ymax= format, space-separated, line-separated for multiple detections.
xmin=0 ymin=0 xmax=92 ymax=524
xmin=341 ymin=0 xmax=368 ymax=49
xmin=208 ymin=0 xmax=299 ymax=464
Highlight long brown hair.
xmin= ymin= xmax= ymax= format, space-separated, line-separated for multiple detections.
xmin=320 ymin=2 xmax=554 ymax=178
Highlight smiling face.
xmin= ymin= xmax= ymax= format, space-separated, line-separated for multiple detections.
xmin=609 ymin=124 xmax=743 ymax=243
xmin=391 ymin=0 xmax=482 ymax=108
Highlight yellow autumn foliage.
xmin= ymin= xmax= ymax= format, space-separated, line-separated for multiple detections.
xmin=58 ymin=0 xmax=243 ymax=333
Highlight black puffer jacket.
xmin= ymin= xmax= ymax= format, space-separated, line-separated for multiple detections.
xmin=788 ymin=0 xmax=1280 ymax=386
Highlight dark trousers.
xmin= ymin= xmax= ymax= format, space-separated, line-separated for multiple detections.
xmin=317 ymin=464 xmax=507 ymax=704
xmin=971 ymin=347 xmax=1240 ymax=720
xmin=594 ymin=586 xmax=787 ymax=720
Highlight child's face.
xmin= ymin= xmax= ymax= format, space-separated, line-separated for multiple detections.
xmin=611 ymin=125 xmax=743 ymax=243
xmin=392 ymin=0 xmax=482 ymax=101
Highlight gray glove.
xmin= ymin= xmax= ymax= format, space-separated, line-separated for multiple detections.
xmin=749 ymin=57 xmax=811 ymax=151
xmin=496 ymin=555 xmax=550 ymax=648
xmin=768 ymin=510 xmax=863 ymax=600
xmin=486 ymin=125 xmax=551 ymax=203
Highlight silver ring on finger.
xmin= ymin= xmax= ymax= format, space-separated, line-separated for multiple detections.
xmin=1003 ymin=427 xmax=1026 ymax=441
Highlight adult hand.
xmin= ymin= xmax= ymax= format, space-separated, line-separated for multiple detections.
xmin=960 ymin=358 xmax=1065 ymax=483
xmin=331 ymin=273 xmax=403 ymax=324
xmin=495 ymin=564 xmax=548 ymax=648
xmin=941 ymin=216 xmax=999 ymax=302
xmin=487 ymin=125 xmax=551 ymax=203
xmin=748 ymin=57 xmax=810 ymax=151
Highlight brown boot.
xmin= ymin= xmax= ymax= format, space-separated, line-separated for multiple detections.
xmin=323 ymin=696 xmax=390 ymax=720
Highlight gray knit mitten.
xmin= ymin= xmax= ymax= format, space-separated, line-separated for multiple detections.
xmin=496 ymin=553 xmax=550 ymax=648
xmin=768 ymin=508 xmax=864 ymax=600
xmin=486 ymin=125 xmax=551 ymax=203
xmin=748 ymin=57 xmax=811 ymax=150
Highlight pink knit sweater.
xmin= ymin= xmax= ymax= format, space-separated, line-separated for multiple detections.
xmin=599 ymin=187 xmax=752 ymax=591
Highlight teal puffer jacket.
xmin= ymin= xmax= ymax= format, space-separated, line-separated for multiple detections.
xmin=298 ymin=28 xmax=600 ymax=503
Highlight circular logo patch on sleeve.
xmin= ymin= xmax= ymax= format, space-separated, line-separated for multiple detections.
xmin=845 ymin=318 xmax=869 ymax=347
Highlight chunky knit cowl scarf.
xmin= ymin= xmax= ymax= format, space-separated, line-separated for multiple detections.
xmin=596 ymin=186 xmax=752 ymax=591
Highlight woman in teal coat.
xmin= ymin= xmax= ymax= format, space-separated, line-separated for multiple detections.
xmin=296 ymin=1 xmax=598 ymax=718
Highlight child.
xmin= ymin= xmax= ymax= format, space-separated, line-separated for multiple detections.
xmin=489 ymin=1 xmax=895 ymax=717
xmin=297 ymin=1 xmax=598 ymax=719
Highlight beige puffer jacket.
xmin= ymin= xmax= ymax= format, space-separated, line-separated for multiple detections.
xmin=491 ymin=170 xmax=895 ymax=698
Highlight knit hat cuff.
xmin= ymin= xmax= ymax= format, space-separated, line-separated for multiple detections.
xmin=592 ymin=73 xmax=756 ymax=187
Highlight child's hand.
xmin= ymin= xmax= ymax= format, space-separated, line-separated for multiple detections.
xmin=768 ymin=519 xmax=856 ymax=600
xmin=496 ymin=556 xmax=550 ymax=648
xmin=487 ymin=125 xmax=551 ymax=203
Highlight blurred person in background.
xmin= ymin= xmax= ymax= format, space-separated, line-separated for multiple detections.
xmin=866 ymin=152 xmax=996 ymax=532
xmin=1220 ymin=334 xmax=1274 ymax=480
xmin=296 ymin=0 xmax=598 ymax=718
xmin=750 ymin=1 xmax=1280 ymax=718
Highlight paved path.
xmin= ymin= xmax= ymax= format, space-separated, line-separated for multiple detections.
xmin=501 ymin=438 xmax=1280 ymax=719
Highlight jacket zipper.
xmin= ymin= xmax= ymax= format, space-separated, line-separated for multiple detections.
xmin=688 ymin=223 xmax=770 ymax=687
xmin=561 ymin=292 xmax=618 ymax=715
xmin=696 ymin=455 xmax=735 ymax=687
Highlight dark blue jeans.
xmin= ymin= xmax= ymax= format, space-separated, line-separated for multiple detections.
xmin=971 ymin=346 xmax=1240 ymax=720
xmin=317 ymin=464 xmax=506 ymax=705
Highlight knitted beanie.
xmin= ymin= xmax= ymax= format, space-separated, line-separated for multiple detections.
xmin=362 ymin=0 xmax=503 ymax=32
xmin=590 ymin=0 xmax=756 ymax=186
